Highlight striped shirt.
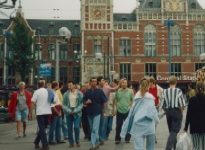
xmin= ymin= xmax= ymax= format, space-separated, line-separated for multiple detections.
xmin=161 ymin=88 xmax=186 ymax=108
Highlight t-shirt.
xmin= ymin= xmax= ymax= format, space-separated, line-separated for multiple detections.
xmin=115 ymin=88 xmax=134 ymax=114
xmin=149 ymin=86 xmax=159 ymax=105
xmin=51 ymin=90 xmax=61 ymax=107
xmin=56 ymin=89 xmax=63 ymax=105
xmin=32 ymin=88 xmax=51 ymax=115
xmin=69 ymin=90 xmax=77 ymax=108
xmin=16 ymin=93 xmax=27 ymax=111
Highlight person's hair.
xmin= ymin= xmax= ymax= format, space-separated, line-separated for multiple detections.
xmin=90 ymin=77 xmax=97 ymax=82
xmin=46 ymin=83 xmax=51 ymax=87
xmin=58 ymin=81 xmax=63 ymax=88
xmin=139 ymin=78 xmax=149 ymax=97
xmin=169 ymin=76 xmax=177 ymax=85
xmin=113 ymin=79 xmax=119 ymax=85
xmin=19 ymin=81 xmax=25 ymax=86
xmin=188 ymin=83 xmax=194 ymax=89
xmin=97 ymin=76 xmax=104 ymax=85
xmin=51 ymin=81 xmax=58 ymax=89
xmin=196 ymin=81 xmax=205 ymax=94
xmin=149 ymin=77 xmax=155 ymax=84
xmin=68 ymin=80 xmax=76 ymax=85
xmin=84 ymin=81 xmax=89 ymax=84
xmin=38 ymin=80 xmax=45 ymax=88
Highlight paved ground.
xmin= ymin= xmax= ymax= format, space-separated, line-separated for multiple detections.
xmin=0 ymin=107 xmax=190 ymax=150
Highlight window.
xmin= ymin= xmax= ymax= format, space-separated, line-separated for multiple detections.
xmin=145 ymin=63 xmax=157 ymax=79
xmin=171 ymin=25 xmax=181 ymax=56
xmin=195 ymin=63 xmax=205 ymax=71
xmin=194 ymin=25 xmax=205 ymax=56
xmin=94 ymin=38 xmax=102 ymax=53
xmin=171 ymin=63 xmax=181 ymax=77
xmin=119 ymin=39 xmax=131 ymax=56
xmin=119 ymin=63 xmax=131 ymax=80
xmin=48 ymin=44 xmax=55 ymax=60
xmin=60 ymin=44 xmax=68 ymax=61
xmin=73 ymin=67 xmax=80 ymax=83
xmin=144 ymin=24 xmax=156 ymax=56
xmin=47 ymin=68 xmax=55 ymax=83
xmin=8 ymin=47 xmax=13 ymax=59
xmin=0 ymin=68 xmax=3 ymax=85
xmin=0 ymin=44 xmax=4 ymax=61
xmin=73 ymin=44 xmax=80 ymax=60
xmin=33 ymin=67 xmax=38 ymax=85
xmin=25 ymin=76 xmax=29 ymax=85
xmin=60 ymin=67 xmax=68 ymax=84
xmin=8 ymin=66 xmax=15 ymax=86
xmin=34 ymin=44 xmax=42 ymax=60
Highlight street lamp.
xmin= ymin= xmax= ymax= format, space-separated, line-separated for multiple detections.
xmin=164 ymin=18 xmax=174 ymax=77
xmin=36 ymin=27 xmax=41 ymax=83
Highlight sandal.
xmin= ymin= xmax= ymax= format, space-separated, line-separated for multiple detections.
xmin=115 ymin=140 xmax=121 ymax=144
xmin=57 ymin=140 xmax=66 ymax=144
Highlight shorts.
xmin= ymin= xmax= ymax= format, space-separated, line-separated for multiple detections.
xmin=15 ymin=107 xmax=28 ymax=122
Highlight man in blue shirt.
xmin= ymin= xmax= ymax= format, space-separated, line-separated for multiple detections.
xmin=83 ymin=77 xmax=107 ymax=150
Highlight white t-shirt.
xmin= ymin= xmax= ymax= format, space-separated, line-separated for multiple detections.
xmin=51 ymin=90 xmax=61 ymax=107
xmin=32 ymin=88 xmax=52 ymax=115
xmin=69 ymin=90 xmax=77 ymax=107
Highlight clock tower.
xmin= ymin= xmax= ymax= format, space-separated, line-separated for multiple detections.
xmin=81 ymin=0 xmax=113 ymax=31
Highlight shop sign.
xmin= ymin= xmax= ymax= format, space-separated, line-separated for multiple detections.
xmin=157 ymin=75 xmax=195 ymax=81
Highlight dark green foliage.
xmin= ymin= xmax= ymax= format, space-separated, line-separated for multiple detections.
xmin=7 ymin=18 xmax=35 ymax=82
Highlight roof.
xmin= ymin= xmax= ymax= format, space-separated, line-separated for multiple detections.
xmin=113 ymin=13 xmax=136 ymax=22
xmin=138 ymin=0 xmax=203 ymax=9
xmin=0 ymin=19 xmax=81 ymax=36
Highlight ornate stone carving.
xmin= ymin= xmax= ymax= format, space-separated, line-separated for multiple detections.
xmin=165 ymin=0 xmax=184 ymax=12
xmin=194 ymin=25 xmax=205 ymax=34
xmin=144 ymin=24 xmax=156 ymax=33
xmin=171 ymin=25 xmax=181 ymax=33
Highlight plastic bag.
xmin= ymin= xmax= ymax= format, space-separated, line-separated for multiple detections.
xmin=176 ymin=133 xmax=191 ymax=150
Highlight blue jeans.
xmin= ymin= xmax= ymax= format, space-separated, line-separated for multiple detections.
xmin=48 ymin=115 xmax=62 ymax=142
xmin=34 ymin=115 xmax=49 ymax=148
xmin=134 ymin=134 xmax=155 ymax=150
xmin=15 ymin=107 xmax=28 ymax=122
xmin=66 ymin=115 xmax=80 ymax=144
xmin=106 ymin=116 xmax=113 ymax=137
xmin=99 ymin=113 xmax=108 ymax=142
xmin=87 ymin=114 xmax=101 ymax=147
xmin=62 ymin=117 xmax=68 ymax=138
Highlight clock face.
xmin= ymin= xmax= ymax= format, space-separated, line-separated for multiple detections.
xmin=91 ymin=7 xmax=105 ymax=20
xmin=165 ymin=0 xmax=184 ymax=11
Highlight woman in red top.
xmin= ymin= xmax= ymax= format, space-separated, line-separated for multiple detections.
xmin=8 ymin=82 xmax=32 ymax=140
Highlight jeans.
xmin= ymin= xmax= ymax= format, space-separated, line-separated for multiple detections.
xmin=99 ymin=114 xmax=108 ymax=142
xmin=165 ymin=108 xmax=183 ymax=150
xmin=134 ymin=134 xmax=155 ymax=150
xmin=66 ymin=115 xmax=80 ymax=144
xmin=82 ymin=108 xmax=90 ymax=139
xmin=48 ymin=115 xmax=62 ymax=142
xmin=115 ymin=111 xmax=131 ymax=141
xmin=87 ymin=114 xmax=101 ymax=147
xmin=62 ymin=116 xmax=68 ymax=138
xmin=34 ymin=115 xmax=49 ymax=148
xmin=106 ymin=116 xmax=113 ymax=137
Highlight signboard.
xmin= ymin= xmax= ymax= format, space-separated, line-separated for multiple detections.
xmin=39 ymin=62 xmax=51 ymax=77
xmin=157 ymin=75 xmax=195 ymax=81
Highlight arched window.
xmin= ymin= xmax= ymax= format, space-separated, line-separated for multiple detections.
xmin=171 ymin=25 xmax=181 ymax=56
xmin=194 ymin=25 xmax=205 ymax=56
xmin=144 ymin=24 xmax=156 ymax=56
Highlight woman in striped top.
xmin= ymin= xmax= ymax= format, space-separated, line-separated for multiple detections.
xmin=161 ymin=76 xmax=186 ymax=150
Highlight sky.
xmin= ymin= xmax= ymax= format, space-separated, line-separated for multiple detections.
xmin=0 ymin=0 xmax=204 ymax=19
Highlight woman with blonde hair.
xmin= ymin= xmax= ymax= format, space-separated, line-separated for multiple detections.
xmin=120 ymin=78 xmax=159 ymax=150
xmin=8 ymin=82 xmax=32 ymax=140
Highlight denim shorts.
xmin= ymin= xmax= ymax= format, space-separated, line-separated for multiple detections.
xmin=15 ymin=107 xmax=28 ymax=122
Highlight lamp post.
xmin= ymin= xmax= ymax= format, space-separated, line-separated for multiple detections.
xmin=164 ymin=18 xmax=174 ymax=77
xmin=36 ymin=27 xmax=41 ymax=83
xmin=3 ymin=30 xmax=12 ymax=89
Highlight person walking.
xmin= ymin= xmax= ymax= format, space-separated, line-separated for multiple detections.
xmin=115 ymin=79 xmax=134 ymax=144
xmin=29 ymin=80 xmax=51 ymax=150
xmin=161 ymin=76 xmax=186 ymax=150
xmin=81 ymin=81 xmax=91 ymax=140
xmin=48 ymin=81 xmax=65 ymax=145
xmin=63 ymin=81 xmax=83 ymax=148
xmin=121 ymin=78 xmax=159 ymax=150
xmin=57 ymin=80 xmax=68 ymax=140
xmin=8 ymin=81 xmax=32 ymax=139
xmin=184 ymin=81 xmax=205 ymax=150
xmin=106 ymin=79 xmax=118 ymax=139
xmin=97 ymin=76 xmax=118 ymax=145
xmin=83 ymin=77 xmax=108 ymax=150
xmin=187 ymin=83 xmax=196 ymax=103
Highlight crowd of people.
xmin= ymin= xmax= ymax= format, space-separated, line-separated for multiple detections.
xmin=7 ymin=75 xmax=205 ymax=150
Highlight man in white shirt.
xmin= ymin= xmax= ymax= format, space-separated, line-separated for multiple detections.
xmin=29 ymin=80 xmax=51 ymax=150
